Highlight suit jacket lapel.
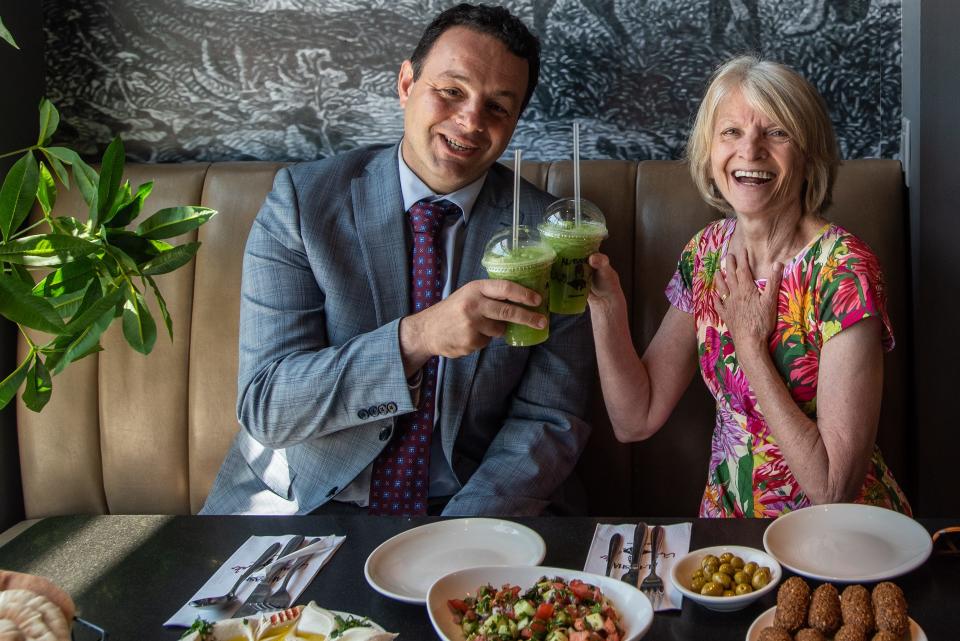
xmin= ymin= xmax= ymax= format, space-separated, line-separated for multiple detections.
xmin=351 ymin=145 xmax=409 ymax=326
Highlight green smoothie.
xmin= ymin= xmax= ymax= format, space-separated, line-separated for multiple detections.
xmin=481 ymin=238 xmax=555 ymax=347
xmin=539 ymin=203 xmax=608 ymax=314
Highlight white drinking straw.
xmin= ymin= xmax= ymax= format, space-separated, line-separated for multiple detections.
xmin=573 ymin=120 xmax=582 ymax=225
xmin=512 ymin=148 xmax=522 ymax=251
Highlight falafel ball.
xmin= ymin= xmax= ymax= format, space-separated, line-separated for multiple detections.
xmin=841 ymin=584 xmax=875 ymax=633
xmin=872 ymin=582 xmax=909 ymax=637
xmin=834 ymin=623 xmax=868 ymax=641
xmin=795 ymin=628 xmax=827 ymax=641
xmin=774 ymin=576 xmax=811 ymax=632
xmin=870 ymin=630 xmax=904 ymax=641
xmin=808 ymin=582 xmax=842 ymax=634
xmin=757 ymin=627 xmax=793 ymax=641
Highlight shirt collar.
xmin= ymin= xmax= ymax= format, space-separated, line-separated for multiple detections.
xmin=397 ymin=142 xmax=485 ymax=223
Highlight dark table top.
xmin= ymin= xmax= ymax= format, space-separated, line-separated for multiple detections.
xmin=0 ymin=515 xmax=956 ymax=640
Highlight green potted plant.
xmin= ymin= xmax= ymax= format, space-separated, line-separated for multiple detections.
xmin=0 ymin=16 xmax=217 ymax=412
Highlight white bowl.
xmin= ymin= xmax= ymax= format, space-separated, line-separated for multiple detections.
xmin=669 ymin=545 xmax=781 ymax=612
xmin=426 ymin=565 xmax=654 ymax=641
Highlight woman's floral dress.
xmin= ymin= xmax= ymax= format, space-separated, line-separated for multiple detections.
xmin=666 ymin=218 xmax=911 ymax=518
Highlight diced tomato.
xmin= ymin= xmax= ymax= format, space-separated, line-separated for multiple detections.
xmin=568 ymin=632 xmax=591 ymax=641
xmin=448 ymin=598 xmax=469 ymax=613
xmin=573 ymin=617 xmax=586 ymax=631
xmin=570 ymin=582 xmax=598 ymax=601
xmin=603 ymin=617 xmax=618 ymax=634
xmin=529 ymin=620 xmax=547 ymax=635
xmin=520 ymin=629 xmax=533 ymax=639
xmin=534 ymin=603 xmax=554 ymax=620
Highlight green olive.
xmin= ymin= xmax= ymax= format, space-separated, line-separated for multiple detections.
xmin=751 ymin=568 xmax=771 ymax=590
xmin=700 ymin=581 xmax=723 ymax=597
xmin=718 ymin=552 xmax=734 ymax=563
xmin=701 ymin=554 xmax=720 ymax=569
xmin=723 ymin=589 xmax=735 ymax=597
xmin=742 ymin=561 xmax=758 ymax=576
xmin=735 ymin=583 xmax=754 ymax=596
xmin=702 ymin=562 xmax=719 ymax=577
xmin=690 ymin=576 xmax=706 ymax=592
xmin=730 ymin=556 xmax=745 ymax=570
xmin=712 ymin=572 xmax=733 ymax=589
xmin=718 ymin=562 xmax=734 ymax=576
xmin=691 ymin=569 xmax=703 ymax=580
xmin=733 ymin=570 xmax=750 ymax=585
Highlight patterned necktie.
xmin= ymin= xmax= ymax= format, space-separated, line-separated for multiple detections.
xmin=368 ymin=199 xmax=459 ymax=516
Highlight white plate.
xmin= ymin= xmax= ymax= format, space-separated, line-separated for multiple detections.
xmin=427 ymin=565 xmax=654 ymax=641
xmin=363 ymin=518 xmax=546 ymax=604
xmin=182 ymin=609 xmax=386 ymax=641
xmin=746 ymin=605 xmax=927 ymax=641
xmin=762 ymin=504 xmax=932 ymax=582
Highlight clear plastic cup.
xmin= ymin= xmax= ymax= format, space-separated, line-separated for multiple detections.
xmin=538 ymin=198 xmax=608 ymax=314
xmin=480 ymin=226 xmax=556 ymax=347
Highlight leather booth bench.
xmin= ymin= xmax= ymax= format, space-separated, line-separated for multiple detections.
xmin=13 ymin=158 xmax=911 ymax=518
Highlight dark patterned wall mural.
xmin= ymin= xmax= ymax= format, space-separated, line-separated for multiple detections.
xmin=42 ymin=0 xmax=901 ymax=163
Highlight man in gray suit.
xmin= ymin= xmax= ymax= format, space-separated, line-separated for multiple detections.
xmin=201 ymin=3 xmax=593 ymax=517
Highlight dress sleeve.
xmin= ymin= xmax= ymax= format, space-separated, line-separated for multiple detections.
xmin=817 ymin=233 xmax=895 ymax=351
xmin=665 ymin=231 xmax=700 ymax=314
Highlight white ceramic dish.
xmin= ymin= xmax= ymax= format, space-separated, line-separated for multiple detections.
xmin=180 ymin=607 xmax=390 ymax=641
xmin=669 ymin=545 xmax=781 ymax=612
xmin=426 ymin=565 xmax=654 ymax=641
xmin=763 ymin=504 xmax=932 ymax=582
xmin=363 ymin=518 xmax=546 ymax=604
xmin=746 ymin=605 xmax=927 ymax=641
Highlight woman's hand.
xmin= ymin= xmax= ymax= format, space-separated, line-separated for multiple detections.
xmin=713 ymin=248 xmax=783 ymax=357
xmin=587 ymin=252 xmax=627 ymax=320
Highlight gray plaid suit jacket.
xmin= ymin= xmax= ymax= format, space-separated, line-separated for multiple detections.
xmin=200 ymin=143 xmax=594 ymax=516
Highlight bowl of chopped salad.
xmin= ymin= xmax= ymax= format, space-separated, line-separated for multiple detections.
xmin=426 ymin=565 xmax=654 ymax=641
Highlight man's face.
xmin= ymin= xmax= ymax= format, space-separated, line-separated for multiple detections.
xmin=398 ymin=26 xmax=529 ymax=194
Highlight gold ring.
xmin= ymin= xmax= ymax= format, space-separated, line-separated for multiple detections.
xmin=720 ymin=293 xmax=728 ymax=302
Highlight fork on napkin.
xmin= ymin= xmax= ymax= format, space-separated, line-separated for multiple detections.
xmin=583 ymin=523 xmax=691 ymax=611
xmin=165 ymin=534 xmax=345 ymax=627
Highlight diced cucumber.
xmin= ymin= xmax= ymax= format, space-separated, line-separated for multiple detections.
xmin=514 ymin=599 xmax=536 ymax=618
xmin=585 ymin=612 xmax=605 ymax=631
xmin=545 ymin=630 xmax=569 ymax=641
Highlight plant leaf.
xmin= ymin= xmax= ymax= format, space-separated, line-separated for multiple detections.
xmin=0 ymin=272 xmax=66 ymax=334
xmin=0 ymin=151 xmax=40 ymax=242
xmin=37 ymin=99 xmax=60 ymax=146
xmin=43 ymin=146 xmax=80 ymax=166
xmin=40 ymin=149 xmax=70 ymax=188
xmin=95 ymin=137 xmax=124 ymax=227
xmin=141 ymin=241 xmax=201 ymax=276
xmin=33 ymin=258 xmax=95 ymax=298
xmin=64 ymin=283 xmax=122 ymax=334
xmin=72 ymin=156 xmax=99 ymax=209
xmin=0 ymin=351 xmax=33 ymax=410
xmin=121 ymin=286 xmax=156 ymax=354
xmin=50 ymin=307 xmax=113 ymax=375
xmin=105 ymin=229 xmax=164 ymax=264
xmin=0 ymin=234 xmax=100 ymax=267
xmin=135 ymin=206 xmax=217 ymax=240
xmin=145 ymin=275 xmax=173 ymax=339
xmin=21 ymin=357 xmax=52 ymax=412
xmin=0 ymin=16 xmax=19 ymax=49
xmin=36 ymin=162 xmax=57 ymax=215
xmin=108 ymin=181 xmax=153 ymax=228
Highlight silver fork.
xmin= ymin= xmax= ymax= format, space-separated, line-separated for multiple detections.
xmin=640 ymin=525 xmax=665 ymax=607
xmin=262 ymin=555 xmax=311 ymax=610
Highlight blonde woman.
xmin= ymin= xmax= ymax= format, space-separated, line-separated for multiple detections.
xmin=588 ymin=56 xmax=910 ymax=518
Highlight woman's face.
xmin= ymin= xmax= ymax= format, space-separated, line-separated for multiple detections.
xmin=709 ymin=90 xmax=806 ymax=219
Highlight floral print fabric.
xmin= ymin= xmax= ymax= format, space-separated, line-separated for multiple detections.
xmin=666 ymin=218 xmax=911 ymax=518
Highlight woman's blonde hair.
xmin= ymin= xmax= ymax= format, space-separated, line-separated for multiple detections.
xmin=686 ymin=55 xmax=840 ymax=216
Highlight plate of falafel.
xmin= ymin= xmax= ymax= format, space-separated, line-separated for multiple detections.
xmin=746 ymin=576 xmax=926 ymax=641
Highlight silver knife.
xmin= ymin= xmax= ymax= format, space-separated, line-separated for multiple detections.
xmin=605 ymin=533 xmax=623 ymax=577
xmin=234 ymin=535 xmax=305 ymax=617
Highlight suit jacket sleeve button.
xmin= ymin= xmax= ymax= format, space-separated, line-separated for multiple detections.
xmin=368 ymin=405 xmax=379 ymax=417
xmin=357 ymin=409 xmax=368 ymax=419
xmin=387 ymin=402 xmax=397 ymax=413
xmin=379 ymin=426 xmax=392 ymax=441
xmin=377 ymin=403 xmax=387 ymax=414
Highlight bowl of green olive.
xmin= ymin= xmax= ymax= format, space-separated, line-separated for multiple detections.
xmin=669 ymin=545 xmax=782 ymax=612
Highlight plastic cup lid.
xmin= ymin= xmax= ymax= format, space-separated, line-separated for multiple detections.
xmin=539 ymin=197 xmax=608 ymax=239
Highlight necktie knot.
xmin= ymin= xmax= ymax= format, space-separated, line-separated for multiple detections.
xmin=408 ymin=199 xmax=459 ymax=236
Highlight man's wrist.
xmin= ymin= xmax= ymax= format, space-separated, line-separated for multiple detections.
xmin=399 ymin=315 xmax=431 ymax=377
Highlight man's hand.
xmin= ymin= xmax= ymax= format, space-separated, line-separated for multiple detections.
xmin=399 ymin=279 xmax=547 ymax=375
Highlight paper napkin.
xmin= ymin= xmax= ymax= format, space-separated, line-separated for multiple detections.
xmin=166 ymin=534 xmax=345 ymax=627
xmin=583 ymin=522 xmax=692 ymax=611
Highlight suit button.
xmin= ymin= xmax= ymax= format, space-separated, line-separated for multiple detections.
xmin=377 ymin=403 xmax=387 ymax=414
xmin=358 ymin=409 xmax=368 ymax=419
xmin=387 ymin=402 xmax=397 ymax=413
xmin=379 ymin=427 xmax=392 ymax=441
xmin=368 ymin=405 xmax=379 ymax=417
xmin=325 ymin=486 xmax=339 ymax=497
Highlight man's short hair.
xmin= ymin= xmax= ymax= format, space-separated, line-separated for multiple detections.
xmin=409 ymin=3 xmax=541 ymax=111
xmin=686 ymin=55 xmax=841 ymax=217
